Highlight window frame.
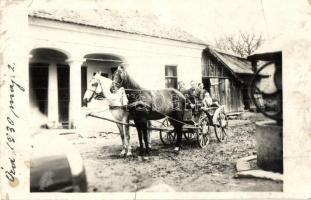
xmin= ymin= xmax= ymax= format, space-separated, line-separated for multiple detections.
xmin=165 ymin=65 xmax=178 ymax=89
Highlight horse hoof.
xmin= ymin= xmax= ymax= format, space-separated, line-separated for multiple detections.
xmin=143 ymin=156 xmax=150 ymax=161
xmin=173 ymin=147 xmax=180 ymax=155
xmin=126 ymin=151 xmax=132 ymax=157
xmin=119 ymin=150 xmax=126 ymax=157
xmin=138 ymin=156 xmax=143 ymax=162
xmin=174 ymin=147 xmax=180 ymax=151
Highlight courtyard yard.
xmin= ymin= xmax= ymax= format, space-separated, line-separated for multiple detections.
xmin=62 ymin=113 xmax=283 ymax=192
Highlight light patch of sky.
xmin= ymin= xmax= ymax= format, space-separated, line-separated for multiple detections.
xmin=30 ymin=0 xmax=311 ymax=44
xmin=151 ymin=0 xmax=267 ymax=43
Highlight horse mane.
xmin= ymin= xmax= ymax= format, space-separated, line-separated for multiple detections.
xmin=124 ymin=70 xmax=144 ymax=90
xmin=97 ymin=74 xmax=128 ymax=104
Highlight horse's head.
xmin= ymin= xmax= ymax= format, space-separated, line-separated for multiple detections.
xmin=112 ymin=65 xmax=127 ymax=91
xmin=82 ymin=72 xmax=105 ymax=105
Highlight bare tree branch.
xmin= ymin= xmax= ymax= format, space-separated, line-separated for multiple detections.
xmin=214 ymin=32 xmax=264 ymax=58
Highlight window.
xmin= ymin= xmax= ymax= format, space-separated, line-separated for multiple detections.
xmin=165 ymin=65 xmax=177 ymax=89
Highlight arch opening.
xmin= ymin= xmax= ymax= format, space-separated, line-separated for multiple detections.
xmin=29 ymin=48 xmax=70 ymax=128
xmin=81 ymin=53 xmax=125 ymax=105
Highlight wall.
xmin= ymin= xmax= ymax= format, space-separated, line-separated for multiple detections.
xmin=28 ymin=17 xmax=205 ymax=130
xmin=28 ymin=17 xmax=204 ymax=89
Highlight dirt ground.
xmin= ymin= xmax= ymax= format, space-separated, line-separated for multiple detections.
xmin=66 ymin=115 xmax=283 ymax=192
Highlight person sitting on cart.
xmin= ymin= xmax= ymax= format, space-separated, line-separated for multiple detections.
xmin=201 ymin=92 xmax=221 ymax=122
xmin=197 ymin=83 xmax=207 ymax=101
xmin=187 ymin=80 xmax=199 ymax=109
xmin=202 ymin=92 xmax=213 ymax=109
xmin=201 ymin=92 xmax=221 ymax=110
xmin=178 ymin=81 xmax=188 ymax=96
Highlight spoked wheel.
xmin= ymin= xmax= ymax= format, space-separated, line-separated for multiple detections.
xmin=183 ymin=132 xmax=195 ymax=141
xmin=197 ymin=116 xmax=211 ymax=148
xmin=159 ymin=118 xmax=176 ymax=145
xmin=215 ymin=110 xmax=228 ymax=142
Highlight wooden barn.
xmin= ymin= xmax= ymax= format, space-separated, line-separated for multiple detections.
xmin=201 ymin=48 xmax=254 ymax=113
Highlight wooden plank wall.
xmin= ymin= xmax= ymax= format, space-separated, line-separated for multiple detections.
xmin=201 ymin=51 xmax=244 ymax=113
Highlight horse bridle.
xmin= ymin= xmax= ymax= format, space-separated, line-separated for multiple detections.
xmin=112 ymin=69 xmax=127 ymax=89
xmin=87 ymin=78 xmax=104 ymax=99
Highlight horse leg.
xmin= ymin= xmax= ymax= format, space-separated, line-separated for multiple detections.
xmin=141 ymin=122 xmax=150 ymax=155
xmin=125 ymin=118 xmax=132 ymax=156
xmin=173 ymin=123 xmax=183 ymax=153
xmin=147 ymin=121 xmax=152 ymax=149
xmin=117 ymin=123 xmax=126 ymax=157
xmin=134 ymin=119 xmax=144 ymax=156
xmin=147 ymin=129 xmax=151 ymax=149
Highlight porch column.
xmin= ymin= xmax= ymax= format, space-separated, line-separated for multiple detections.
xmin=68 ymin=59 xmax=84 ymax=128
xmin=48 ymin=62 xmax=59 ymax=127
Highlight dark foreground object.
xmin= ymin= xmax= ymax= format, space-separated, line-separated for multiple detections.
xmin=256 ymin=121 xmax=283 ymax=173
xmin=30 ymin=133 xmax=87 ymax=192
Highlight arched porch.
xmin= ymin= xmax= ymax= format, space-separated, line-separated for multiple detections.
xmin=29 ymin=48 xmax=71 ymax=128
xmin=29 ymin=48 xmax=127 ymax=129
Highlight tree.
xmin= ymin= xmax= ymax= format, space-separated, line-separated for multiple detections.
xmin=214 ymin=32 xmax=264 ymax=58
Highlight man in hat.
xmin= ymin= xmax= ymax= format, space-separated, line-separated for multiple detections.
xmin=187 ymin=80 xmax=199 ymax=108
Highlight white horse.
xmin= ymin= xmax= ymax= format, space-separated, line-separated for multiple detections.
xmin=82 ymin=72 xmax=132 ymax=157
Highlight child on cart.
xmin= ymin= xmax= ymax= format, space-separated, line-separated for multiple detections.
xmin=202 ymin=92 xmax=220 ymax=108
xmin=201 ymin=92 xmax=221 ymax=121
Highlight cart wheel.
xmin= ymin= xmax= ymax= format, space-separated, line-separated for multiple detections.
xmin=197 ymin=116 xmax=211 ymax=148
xmin=183 ymin=132 xmax=195 ymax=140
xmin=215 ymin=110 xmax=228 ymax=142
xmin=159 ymin=118 xmax=176 ymax=145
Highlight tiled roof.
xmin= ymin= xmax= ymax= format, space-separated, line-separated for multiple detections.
xmin=209 ymin=49 xmax=254 ymax=74
xmin=29 ymin=9 xmax=206 ymax=45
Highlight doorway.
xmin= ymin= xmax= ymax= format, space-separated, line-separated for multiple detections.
xmin=29 ymin=63 xmax=49 ymax=115
xmin=57 ymin=65 xmax=70 ymax=124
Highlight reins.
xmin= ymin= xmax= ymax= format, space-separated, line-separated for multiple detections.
xmin=87 ymin=78 xmax=104 ymax=96
xmin=87 ymin=75 xmax=128 ymax=113
xmin=111 ymin=69 xmax=191 ymax=126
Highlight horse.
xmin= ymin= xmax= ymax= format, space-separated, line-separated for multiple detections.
xmin=112 ymin=65 xmax=186 ymax=155
xmin=82 ymin=72 xmax=132 ymax=157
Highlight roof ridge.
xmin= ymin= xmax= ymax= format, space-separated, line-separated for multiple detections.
xmin=213 ymin=49 xmax=249 ymax=60
xmin=28 ymin=8 xmax=207 ymax=45
xmin=207 ymin=47 xmax=254 ymax=75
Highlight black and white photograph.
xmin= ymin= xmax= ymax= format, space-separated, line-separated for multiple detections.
xmin=0 ymin=0 xmax=311 ymax=199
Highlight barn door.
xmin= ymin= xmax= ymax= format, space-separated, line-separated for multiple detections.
xmin=225 ymin=79 xmax=231 ymax=112
xmin=219 ymin=78 xmax=226 ymax=105
xmin=202 ymin=77 xmax=211 ymax=93
xmin=210 ymin=78 xmax=220 ymax=100
xmin=202 ymin=77 xmax=230 ymax=112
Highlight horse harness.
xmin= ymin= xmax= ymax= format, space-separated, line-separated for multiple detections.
xmin=87 ymin=78 xmax=103 ymax=96
xmin=112 ymin=69 xmax=127 ymax=89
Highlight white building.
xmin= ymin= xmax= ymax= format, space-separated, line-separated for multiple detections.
xmin=27 ymin=9 xmax=207 ymax=128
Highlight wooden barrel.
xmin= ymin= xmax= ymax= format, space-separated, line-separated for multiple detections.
xmin=255 ymin=120 xmax=283 ymax=173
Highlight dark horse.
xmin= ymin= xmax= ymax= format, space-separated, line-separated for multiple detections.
xmin=112 ymin=65 xmax=186 ymax=155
